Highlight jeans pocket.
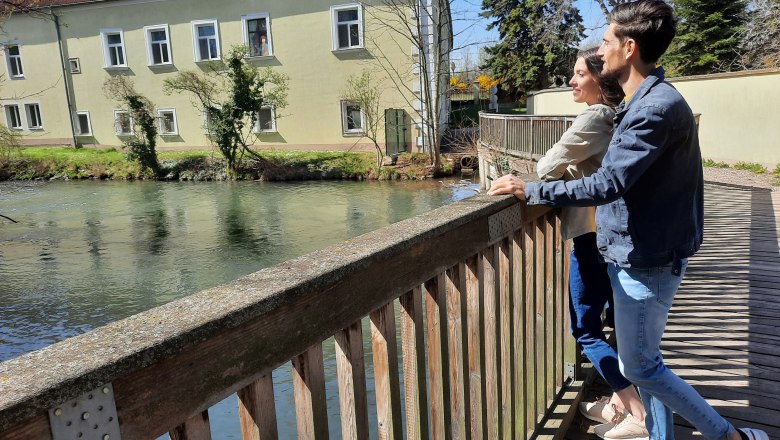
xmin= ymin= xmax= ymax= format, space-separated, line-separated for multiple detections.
xmin=655 ymin=264 xmax=683 ymax=307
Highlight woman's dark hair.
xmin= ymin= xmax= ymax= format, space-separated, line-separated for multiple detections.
xmin=609 ymin=0 xmax=676 ymax=64
xmin=577 ymin=46 xmax=625 ymax=108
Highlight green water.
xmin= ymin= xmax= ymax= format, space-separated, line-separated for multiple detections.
xmin=0 ymin=179 xmax=478 ymax=438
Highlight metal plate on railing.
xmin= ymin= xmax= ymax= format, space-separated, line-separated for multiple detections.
xmin=488 ymin=203 xmax=523 ymax=241
xmin=48 ymin=383 xmax=120 ymax=440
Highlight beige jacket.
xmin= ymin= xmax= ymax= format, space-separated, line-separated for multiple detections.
xmin=536 ymin=104 xmax=615 ymax=240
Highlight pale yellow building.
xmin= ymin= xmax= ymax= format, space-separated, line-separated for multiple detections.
xmin=0 ymin=0 xmax=451 ymax=153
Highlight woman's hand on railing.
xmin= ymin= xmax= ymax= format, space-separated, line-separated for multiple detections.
xmin=487 ymin=175 xmax=527 ymax=201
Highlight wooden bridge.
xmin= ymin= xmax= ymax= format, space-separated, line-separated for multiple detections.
xmin=0 ymin=183 xmax=777 ymax=440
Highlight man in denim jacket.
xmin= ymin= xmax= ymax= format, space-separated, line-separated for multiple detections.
xmin=489 ymin=1 xmax=767 ymax=440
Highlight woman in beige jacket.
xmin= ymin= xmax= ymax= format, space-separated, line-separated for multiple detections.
xmin=537 ymin=47 xmax=647 ymax=438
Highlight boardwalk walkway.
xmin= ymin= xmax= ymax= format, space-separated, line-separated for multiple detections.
xmin=567 ymin=184 xmax=780 ymax=439
xmin=667 ymin=184 xmax=780 ymax=437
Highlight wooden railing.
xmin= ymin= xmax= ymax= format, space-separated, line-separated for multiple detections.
xmin=479 ymin=113 xmax=576 ymax=159
xmin=0 ymin=195 xmax=575 ymax=440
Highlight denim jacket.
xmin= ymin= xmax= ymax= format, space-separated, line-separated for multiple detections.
xmin=525 ymin=67 xmax=704 ymax=268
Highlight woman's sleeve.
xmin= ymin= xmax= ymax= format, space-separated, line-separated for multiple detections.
xmin=536 ymin=107 xmax=612 ymax=180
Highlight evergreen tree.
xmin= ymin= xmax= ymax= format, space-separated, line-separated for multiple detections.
xmin=481 ymin=0 xmax=584 ymax=97
xmin=663 ymin=0 xmax=748 ymax=75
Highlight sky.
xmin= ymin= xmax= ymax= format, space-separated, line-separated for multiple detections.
xmin=450 ymin=0 xmax=610 ymax=70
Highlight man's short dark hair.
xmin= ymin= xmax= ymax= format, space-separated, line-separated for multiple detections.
xmin=609 ymin=0 xmax=676 ymax=64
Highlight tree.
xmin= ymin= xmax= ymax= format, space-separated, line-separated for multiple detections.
xmin=733 ymin=0 xmax=780 ymax=69
xmin=481 ymin=0 xmax=584 ymax=97
xmin=341 ymin=70 xmax=385 ymax=166
xmin=163 ymin=45 xmax=289 ymax=174
xmin=363 ymin=0 xmax=453 ymax=173
xmin=662 ymin=0 xmax=748 ymax=75
xmin=103 ymin=76 xmax=160 ymax=174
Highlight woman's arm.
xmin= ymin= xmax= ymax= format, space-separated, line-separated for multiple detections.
xmin=536 ymin=105 xmax=613 ymax=180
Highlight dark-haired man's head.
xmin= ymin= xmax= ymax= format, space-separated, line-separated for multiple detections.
xmin=597 ymin=0 xmax=676 ymax=80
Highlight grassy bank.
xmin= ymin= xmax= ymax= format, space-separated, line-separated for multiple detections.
xmin=0 ymin=147 xmax=453 ymax=181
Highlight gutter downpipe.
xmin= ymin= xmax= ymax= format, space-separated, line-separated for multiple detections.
xmin=53 ymin=9 xmax=78 ymax=148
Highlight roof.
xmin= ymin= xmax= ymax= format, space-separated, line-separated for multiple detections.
xmin=6 ymin=0 xmax=113 ymax=10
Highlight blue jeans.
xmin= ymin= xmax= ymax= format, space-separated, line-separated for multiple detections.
xmin=608 ymin=261 xmax=737 ymax=440
xmin=570 ymin=233 xmax=632 ymax=392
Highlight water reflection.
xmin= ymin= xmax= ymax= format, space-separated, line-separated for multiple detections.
xmin=0 ymin=178 xmax=479 ymax=438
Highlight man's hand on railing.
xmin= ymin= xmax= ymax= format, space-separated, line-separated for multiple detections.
xmin=487 ymin=174 xmax=527 ymax=201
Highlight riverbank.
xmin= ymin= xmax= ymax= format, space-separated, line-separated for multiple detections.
xmin=0 ymin=147 xmax=458 ymax=182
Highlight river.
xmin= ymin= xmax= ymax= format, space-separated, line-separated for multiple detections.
xmin=0 ymin=179 xmax=478 ymax=438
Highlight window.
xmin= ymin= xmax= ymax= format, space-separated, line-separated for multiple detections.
xmin=144 ymin=25 xmax=172 ymax=66
xmin=242 ymin=13 xmax=272 ymax=57
xmin=74 ymin=111 xmax=92 ymax=136
xmin=341 ymin=101 xmax=363 ymax=134
xmin=100 ymin=29 xmax=127 ymax=68
xmin=69 ymin=58 xmax=81 ymax=74
xmin=157 ymin=108 xmax=178 ymax=135
xmin=191 ymin=20 xmax=220 ymax=61
xmin=25 ymin=103 xmax=42 ymax=129
xmin=5 ymin=105 xmax=21 ymax=129
xmin=203 ymin=105 xmax=221 ymax=134
xmin=331 ymin=4 xmax=363 ymax=50
xmin=5 ymin=45 xmax=24 ymax=78
xmin=255 ymin=106 xmax=276 ymax=132
xmin=114 ymin=110 xmax=133 ymax=135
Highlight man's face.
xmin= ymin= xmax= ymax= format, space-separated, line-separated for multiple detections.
xmin=597 ymin=24 xmax=628 ymax=80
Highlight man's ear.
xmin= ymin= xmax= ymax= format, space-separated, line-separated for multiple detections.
xmin=624 ymin=38 xmax=638 ymax=61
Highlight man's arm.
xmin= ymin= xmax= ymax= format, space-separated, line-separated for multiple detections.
xmin=490 ymin=104 xmax=673 ymax=206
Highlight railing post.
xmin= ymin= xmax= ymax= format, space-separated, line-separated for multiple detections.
xmin=292 ymin=344 xmax=329 ymax=440
xmin=371 ymin=303 xmax=403 ymax=440
xmin=482 ymin=246 xmax=500 ymax=439
xmin=238 ymin=373 xmax=278 ymax=440
xmin=446 ymin=263 xmax=469 ymax=440
xmin=399 ymin=288 xmax=430 ymax=440
xmin=335 ymin=322 xmax=369 ymax=440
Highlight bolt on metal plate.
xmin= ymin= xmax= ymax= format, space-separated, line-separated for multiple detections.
xmin=48 ymin=383 xmax=121 ymax=440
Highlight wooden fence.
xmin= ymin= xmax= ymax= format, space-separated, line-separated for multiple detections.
xmin=0 ymin=195 xmax=575 ymax=440
xmin=479 ymin=113 xmax=576 ymax=160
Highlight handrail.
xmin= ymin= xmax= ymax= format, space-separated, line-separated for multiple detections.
xmin=479 ymin=112 xmax=576 ymax=160
xmin=0 ymin=195 xmax=574 ymax=440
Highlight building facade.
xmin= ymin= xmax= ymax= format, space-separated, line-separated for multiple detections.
xmin=0 ymin=0 xmax=451 ymax=152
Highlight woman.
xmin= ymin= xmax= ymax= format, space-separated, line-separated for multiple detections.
xmin=535 ymin=47 xmax=647 ymax=439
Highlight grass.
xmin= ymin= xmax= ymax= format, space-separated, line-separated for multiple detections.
xmin=702 ymin=158 xmax=730 ymax=168
xmin=733 ymin=161 xmax=767 ymax=174
xmin=775 ymin=164 xmax=780 ymax=186
xmin=0 ymin=147 xmax=452 ymax=181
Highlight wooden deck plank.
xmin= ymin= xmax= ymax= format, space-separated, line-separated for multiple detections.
xmin=664 ymin=185 xmax=780 ymax=438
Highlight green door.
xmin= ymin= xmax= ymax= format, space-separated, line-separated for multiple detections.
xmin=384 ymin=108 xmax=408 ymax=156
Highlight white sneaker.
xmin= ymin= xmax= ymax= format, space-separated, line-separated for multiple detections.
xmin=594 ymin=412 xmax=649 ymax=440
xmin=739 ymin=428 xmax=769 ymax=440
xmin=579 ymin=396 xmax=617 ymax=424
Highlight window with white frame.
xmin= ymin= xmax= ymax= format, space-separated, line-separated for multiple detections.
xmin=69 ymin=58 xmax=81 ymax=74
xmin=144 ymin=25 xmax=172 ymax=66
xmin=4 ymin=105 xmax=22 ymax=129
xmin=100 ymin=29 xmax=127 ymax=68
xmin=114 ymin=110 xmax=133 ymax=135
xmin=5 ymin=45 xmax=24 ymax=78
xmin=158 ymin=108 xmax=178 ymax=135
xmin=255 ymin=106 xmax=276 ymax=132
xmin=74 ymin=111 xmax=92 ymax=136
xmin=25 ymin=103 xmax=42 ymax=129
xmin=341 ymin=101 xmax=363 ymax=134
xmin=192 ymin=20 xmax=220 ymax=61
xmin=203 ymin=105 xmax=221 ymax=133
xmin=331 ymin=4 xmax=363 ymax=50
xmin=242 ymin=13 xmax=272 ymax=57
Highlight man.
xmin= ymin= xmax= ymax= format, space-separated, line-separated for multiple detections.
xmin=488 ymin=1 xmax=769 ymax=440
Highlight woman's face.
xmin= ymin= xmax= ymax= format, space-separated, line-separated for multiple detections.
xmin=569 ymin=57 xmax=601 ymax=106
